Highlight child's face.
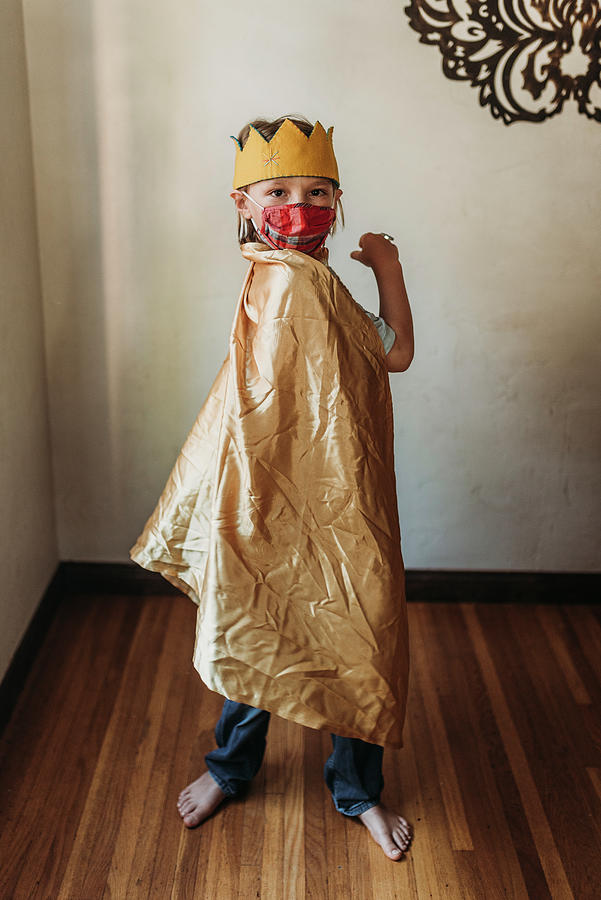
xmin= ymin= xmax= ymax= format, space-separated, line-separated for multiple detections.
xmin=231 ymin=176 xmax=342 ymax=222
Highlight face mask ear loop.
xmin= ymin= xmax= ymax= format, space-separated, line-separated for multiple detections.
xmin=330 ymin=185 xmax=338 ymax=239
xmin=238 ymin=190 xmax=265 ymax=242
xmin=327 ymin=186 xmax=337 ymax=243
xmin=240 ymin=189 xmax=264 ymax=210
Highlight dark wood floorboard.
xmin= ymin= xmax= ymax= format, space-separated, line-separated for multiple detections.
xmin=1 ymin=595 xmax=600 ymax=898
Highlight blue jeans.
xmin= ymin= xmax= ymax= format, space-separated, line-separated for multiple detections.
xmin=205 ymin=699 xmax=384 ymax=816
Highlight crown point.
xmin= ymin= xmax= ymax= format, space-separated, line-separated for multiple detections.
xmin=277 ymin=118 xmax=303 ymax=139
xmin=249 ymin=123 xmax=270 ymax=143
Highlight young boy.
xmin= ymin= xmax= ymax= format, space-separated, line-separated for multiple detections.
xmin=130 ymin=115 xmax=414 ymax=861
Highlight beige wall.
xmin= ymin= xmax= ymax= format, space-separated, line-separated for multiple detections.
xmin=1 ymin=0 xmax=58 ymax=680
xmin=22 ymin=0 xmax=601 ymax=570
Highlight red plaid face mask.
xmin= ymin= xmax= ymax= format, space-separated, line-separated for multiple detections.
xmin=241 ymin=191 xmax=336 ymax=254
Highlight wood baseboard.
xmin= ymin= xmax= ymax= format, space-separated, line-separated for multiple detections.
xmin=0 ymin=563 xmax=63 ymax=736
xmin=404 ymin=569 xmax=600 ymax=604
xmin=54 ymin=561 xmax=601 ymax=603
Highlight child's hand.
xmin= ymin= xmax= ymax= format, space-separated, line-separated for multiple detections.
xmin=350 ymin=233 xmax=400 ymax=271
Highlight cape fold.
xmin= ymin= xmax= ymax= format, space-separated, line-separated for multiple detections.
xmin=129 ymin=242 xmax=409 ymax=747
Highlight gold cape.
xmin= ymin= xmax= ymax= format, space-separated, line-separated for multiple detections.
xmin=129 ymin=242 xmax=409 ymax=747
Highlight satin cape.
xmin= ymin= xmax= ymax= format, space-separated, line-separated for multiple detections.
xmin=129 ymin=242 xmax=409 ymax=747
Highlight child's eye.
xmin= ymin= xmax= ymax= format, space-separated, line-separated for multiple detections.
xmin=270 ymin=189 xmax=285 ymax=197
xmin=310 ymin=189 xmax=327 ymax=196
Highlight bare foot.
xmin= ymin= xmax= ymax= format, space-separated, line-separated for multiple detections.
xmin=358 ymin=803 xmax=413 ymax=860
xmin=177 ymin=770 xmax=227 ymax=828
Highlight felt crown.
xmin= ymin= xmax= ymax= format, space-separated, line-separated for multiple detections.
xmin=231 ymin=119 xmax=339 ymax=189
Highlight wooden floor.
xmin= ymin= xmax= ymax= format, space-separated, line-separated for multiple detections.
xmin=1 ymin=595 xmax=600 ymax=899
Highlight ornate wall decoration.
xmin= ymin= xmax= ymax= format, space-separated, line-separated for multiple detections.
xmin=404 ymin=0 xmax=601 ymax=123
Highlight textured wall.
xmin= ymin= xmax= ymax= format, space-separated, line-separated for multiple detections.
xmin=22 ymin=0 xmax=601 ymax=570
xmin=1 ymin=0 xmax=58 ymax=679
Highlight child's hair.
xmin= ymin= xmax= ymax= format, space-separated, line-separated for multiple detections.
xmin=234 ymin=114 xmax=344 ymax=246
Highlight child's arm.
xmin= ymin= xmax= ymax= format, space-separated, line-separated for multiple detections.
xmin=351 ymin=233 xmax=414 ymax=373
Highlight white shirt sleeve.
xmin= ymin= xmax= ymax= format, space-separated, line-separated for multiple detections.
xmin=357 ymin=304 xmax=397 ymax=355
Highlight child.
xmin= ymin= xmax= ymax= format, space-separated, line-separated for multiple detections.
xmin=130 ymin=115 xmax=415 ymax=861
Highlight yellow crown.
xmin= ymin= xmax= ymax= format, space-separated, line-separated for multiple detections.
xmin=231 ymin=119 xmax=339 ymax=189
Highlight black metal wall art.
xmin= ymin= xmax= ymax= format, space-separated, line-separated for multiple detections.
xmin=404 ymin=0 xmax=601 ymax=124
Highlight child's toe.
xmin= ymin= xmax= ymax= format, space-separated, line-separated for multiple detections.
xmin=183 ymin=811 xmax=201 ymax=828
xmin=179 ymin=799 xmax=195 ymax=815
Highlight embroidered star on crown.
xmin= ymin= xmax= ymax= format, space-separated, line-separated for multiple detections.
xmin=263 ymin=150 xmax=280 ymax=167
